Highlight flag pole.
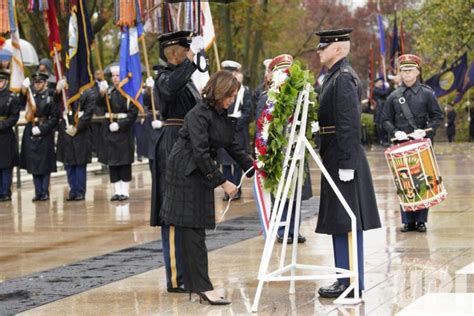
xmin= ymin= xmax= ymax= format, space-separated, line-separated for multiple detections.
xmin=140 ymin=36 xmax=158 ymax=121
xmin=53 ymin=46 xmax=70 ymax=127
xmin=213 ymin=41 xmax=221 ymax=71
xmin=93 ymin=42 xmax=113 ymax=123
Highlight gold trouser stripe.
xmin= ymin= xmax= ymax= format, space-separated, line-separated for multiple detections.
xmin=169 ymin=226 xmax=178 ymax=288
xmin=348 ymin=232 xmax=354 ymax=285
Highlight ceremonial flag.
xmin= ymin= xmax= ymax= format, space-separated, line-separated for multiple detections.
xmin=425 ymin=53 xmax=468 ymax=98
xmin=200 ymin=1 xmax=215 ymax=51
xmin=399 ymin=17 xmax=405 ymax=55
xmin=118 ymin=22 xmax=144 ymax=112
xmin=8 ymin=0 xmax=24 ymax=93
xmin=43 ymin=0 xmax=62 ymax=80
xmin=377 ymin=12 xmax=387 ymax=81
xmin=65 ymin=0 xmax=95 ymax=106
xmin=453 ymin=61 xmax=474 ymax=104
xmin=389 ymin=13 xmax=401 ymax=71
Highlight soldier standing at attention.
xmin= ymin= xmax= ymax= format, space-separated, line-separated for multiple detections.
xmin=20 ymin=72 xmax=61 ymax=201
xmin=314 ymin=28 xmax=381 ymax=299
xmin=0 ymin=69 xmax=20 ymax=202
xmin=381 ymin=54 xmax=443 ymax=233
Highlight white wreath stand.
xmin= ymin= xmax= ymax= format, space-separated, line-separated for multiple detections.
xmin=251 ymin=83 xmax=362 ymax=312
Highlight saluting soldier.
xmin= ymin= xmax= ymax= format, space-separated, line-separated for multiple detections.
xmin=56 ymin=82 xmax=97 ymax=201
xmin=0 ymin=69 xmax=20 ymax=202
xmin=314 ymin=28 xmax=381 ymax=298
xmin=20 ymin=72 xmax=61 ymax=201
xmin=151 ymin=31 xmax=202 ymax=294
xmin=381 ymin=54 xmax=443 ymax=233
xmin=98 ymin=65 xmax=138 ymax=201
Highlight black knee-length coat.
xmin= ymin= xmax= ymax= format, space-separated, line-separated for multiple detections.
xmin=315 ymin=58 xmax=381 ymax=235
xmin=0 ymin=90 xmax=20 ymax=169
xmin=160 ymin=102 xmax=254 ymax=229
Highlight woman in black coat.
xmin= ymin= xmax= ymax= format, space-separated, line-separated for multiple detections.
xmin=161 ymin=71 xmax=254 ymax=305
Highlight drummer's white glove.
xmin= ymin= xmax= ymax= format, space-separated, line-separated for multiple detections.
xmin=32 ymin=126 xmax=41 ymax=136
xmin=99 ymin=80 xmax=109 ymax=94
xmin=190 ymin=36 xmax=204 ymax=54
xmin=56 ymin=78 xmax=67 ymax=92
xmin=394 ymin=131 xmax=409 ymax=141
xmin=109 ymin=122 xmax=119 ymax=132
xmin=22 ymin=78 xmax=31 ymax=89
xmin=411 ymin=129 xmax=426 ymax=140
xmin=145 ymin=77 xmax=154 ymax=89
xmin=339 ymin=169 xmax=354 ymax=182
xmin=311 ymin=121 xmax=320 ymax=133
xmin=151 ymin=120 xmax=162 ymax=129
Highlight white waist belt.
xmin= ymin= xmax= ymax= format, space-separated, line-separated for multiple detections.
xmin=105 ymin=113 xmax=128 ymax=119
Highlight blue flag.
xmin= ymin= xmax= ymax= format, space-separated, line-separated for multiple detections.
xmin=453 ymin=61 xmax=474 ymax=104
xmin=65 ymin=0 xmax=95 ymax=106
xmin=425 ymin=53 xmax=468 ymax=98
xmin=389 ymin=14 xmax=401 ymax=70
xmin=118 ymin=22 xmax=144 ymax=113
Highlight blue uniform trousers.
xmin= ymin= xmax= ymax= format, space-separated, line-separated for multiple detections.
xmin=0 ymin=168 xmax=13 ymax=197
xmin=161 ymin=224 xmax=185 ymax=289
xmin=277 ymin=200 xmax=299 ymax=238
xmin=65 ymin=165 xmax=87 ymax=198
xmin=333 ymin=230 xmax=365 ymax=290
xmin=400 ymin=207 xmax=428 ymax=224
xmin=222 ymin=165 xmax=243 ymax=186
xmin=32 ymin=174 xmax=50 ymax=197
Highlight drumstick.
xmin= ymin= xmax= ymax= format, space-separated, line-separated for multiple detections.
xmin=390 ymin=128 xmax=433 ymax=143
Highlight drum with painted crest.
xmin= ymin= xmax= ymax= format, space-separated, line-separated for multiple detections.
xmin=385 ymin=138 xmax=447 ymax=211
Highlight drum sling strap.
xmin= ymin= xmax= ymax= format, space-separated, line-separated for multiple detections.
xmin=395 ymin=90 xmax=418 ymax=130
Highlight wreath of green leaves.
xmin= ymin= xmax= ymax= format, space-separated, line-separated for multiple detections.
xmin=261 ymin=61 xmax=319 ymax=192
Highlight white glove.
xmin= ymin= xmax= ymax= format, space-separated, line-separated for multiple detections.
xmin=22 ymin=78 xmax=31 ymax=89
xmin=99 ymin=80 xmax=109 ymax=93
xmin=444 ymin=123 xmax=448 ymax=127
xmin=109 ymin=122 xmax=119 ymax=132
xmin=151 ymin=120 xmax=162 ymax=129
xmin=190 ymin=36 xmax=204 ymax=54
xmin=56 ymin=78 xmax=67 ymax=91
xmin=32 ymin=126 xmax=41 ymax=136
xmin=228 ymin=111 xmax=242 ymax=119
xmin=65 ymin=125 xmax=77 ymax=137
xmin=311 ymin=121 xmax=320 ymax=133
xmin=411 ymin=129 xmax=426 ymax=140
xmin=394 ymin=131 xmax=409 ymax=141
xmin=339 ymin=169 xmax=354 ymax=182
xmin=145 ymin=77 xmax=154 ymax=89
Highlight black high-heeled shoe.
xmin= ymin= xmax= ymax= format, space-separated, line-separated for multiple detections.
xmin=198 ymin=292 xmax=231 ymax=305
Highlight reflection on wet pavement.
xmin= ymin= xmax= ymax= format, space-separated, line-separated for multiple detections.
xmin=0 ymin=143 xmax=472 ymax=315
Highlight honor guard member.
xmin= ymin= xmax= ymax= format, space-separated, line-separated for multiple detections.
xmin=0 ymin=69 xmax=20 ymax=202
xmin=20 ymin=72 xmax=60 ymax=201
xmin=381 ymin=54 xmax=443 ymax=233
xmin=150 ymin=30 xmax=202 ymax=293
xmin=314 ymin=28 xmax=381 ymax=298
xmin=98 ymin=65 xmax=138 ymax=201
xmin=56 ymin=81 xmax=97 ymax=201
xmin=216 ymin=60 xmax=252 ymax=201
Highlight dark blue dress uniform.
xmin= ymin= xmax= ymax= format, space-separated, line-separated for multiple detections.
xmin=57 ymin=87 xmax=97 ymax=200
xmin=381 ymin=78 xmax=443 ymax=229
xmin=20 ymin=75 xmax=60 ymax=201
xmin=161 ymin=101 xmax=254 ymax=293
xmin=150 ymin=30 xmax=201 ymax=292
xmin=314 ymin=28 xmax=381 ymax=298
xmin=0 ymin=72 xmax=20 ymax=202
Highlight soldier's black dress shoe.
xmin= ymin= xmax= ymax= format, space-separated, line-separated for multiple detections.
xmin=416 ymin=222 xmax=427 ymax=232
xmin=32 ymin=196 xmax=40 ymax=202
xmin=39 ymin=194 xmax=49 ymax=201
xmin=297 ymin=234 xmax=306 ymax=243
xmin=110 ymin=194 xmax=120 ymax=201
xmin=167 ymin=286 xmax=187 ymax=294
xmin=0 ymin=195 xmax=11 ymax=202
xmin=222 ymin=193 xmax=230 ymax=201
xmin=318 ymin=282 xmax=362 ymax=298
xmin=74 ymin=195 xmax=85 ymax=201
xmin=66 ymin=195 xmax=76 ymax=201
xmin=118 ymin=195 xmax=129 ymax=201
xmin=277 ymin=235 xmax=293 ymax=244
xmin=232 ymin=189 xmax=241 ymax=200
xmin=400 ymin=223 xmax=416 ymax=232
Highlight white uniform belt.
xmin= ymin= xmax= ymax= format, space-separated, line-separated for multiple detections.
xmin=64 ymin=111 xmax=84 ymax=120
xmin=105 ymin=113 xmax=128 ymax=119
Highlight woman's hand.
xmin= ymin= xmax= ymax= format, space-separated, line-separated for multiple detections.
xmin=221 ymin=181 xmax=238 ymax=198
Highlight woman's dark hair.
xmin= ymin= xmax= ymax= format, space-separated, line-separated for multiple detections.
xmin=202 ymin=70 xmax=240 ymax=108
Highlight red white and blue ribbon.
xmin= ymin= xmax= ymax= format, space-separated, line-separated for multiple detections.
xmin=252 ymin=170 xmax=271 ymax=239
